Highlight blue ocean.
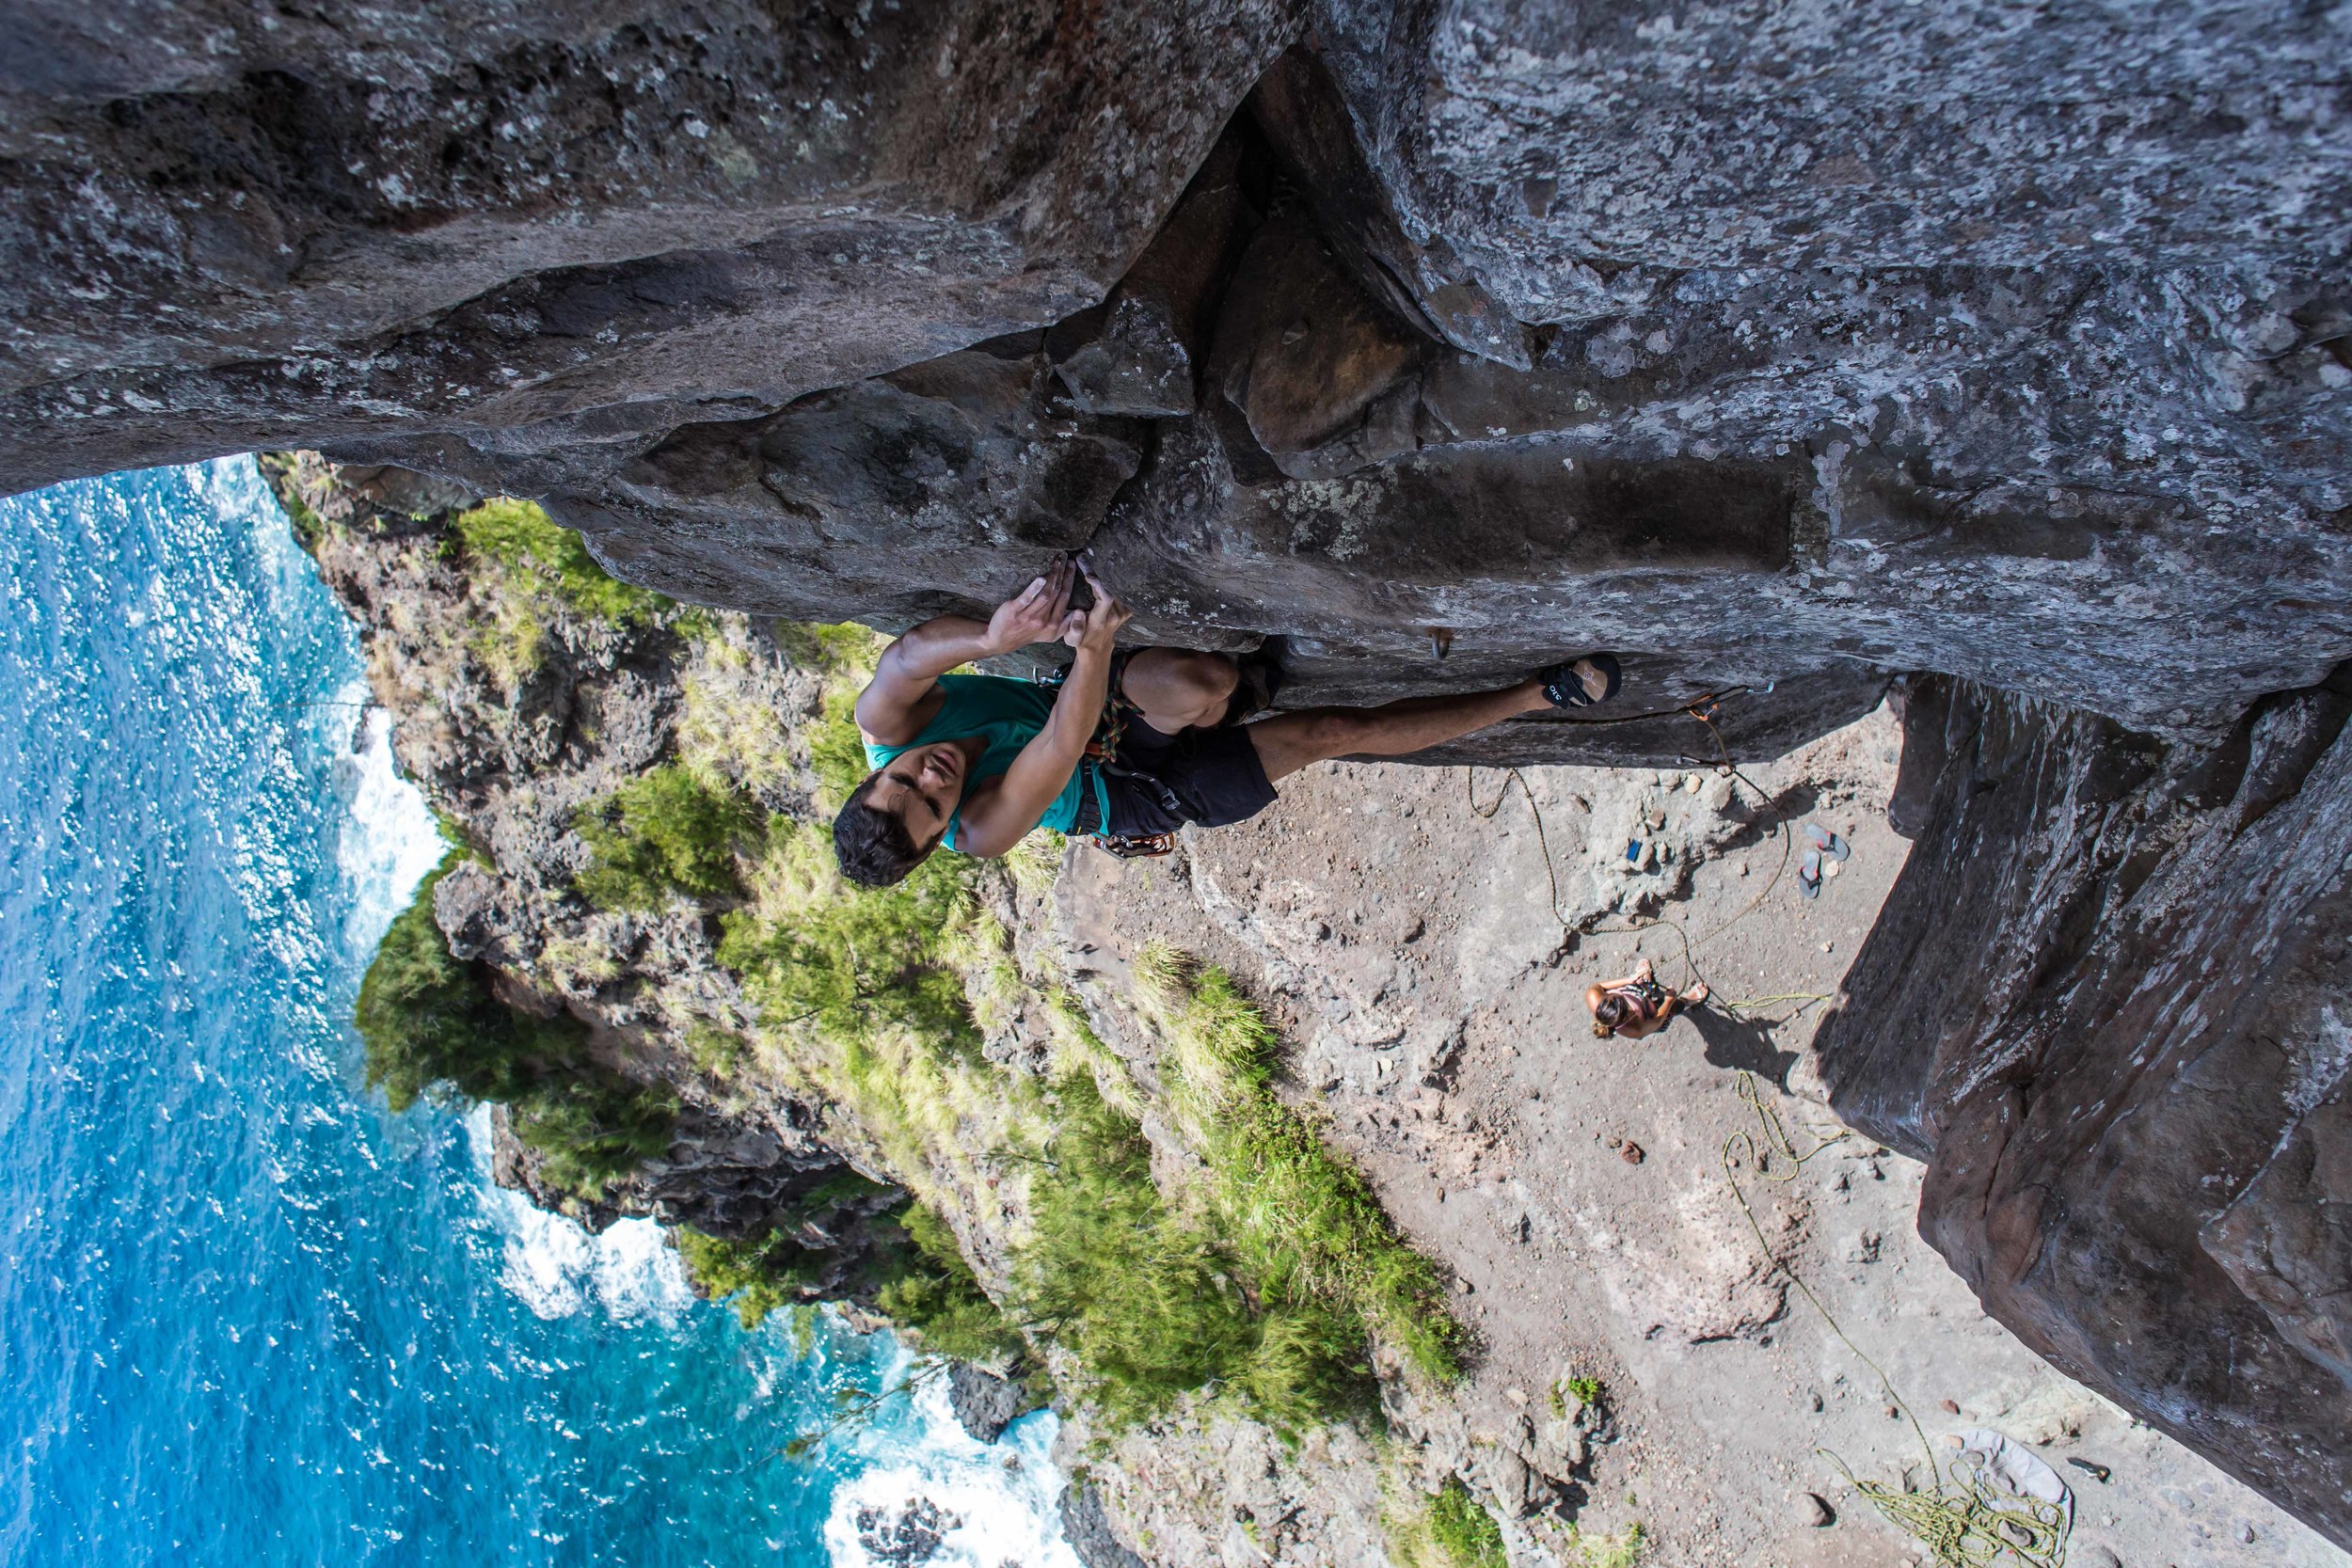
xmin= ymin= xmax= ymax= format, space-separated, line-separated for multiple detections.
xmin=0 ymin=459 xmax=1079 ymax=1568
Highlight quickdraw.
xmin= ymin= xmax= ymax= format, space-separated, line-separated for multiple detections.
xmin=1095 ymin=831 xmax=1178 ymax=859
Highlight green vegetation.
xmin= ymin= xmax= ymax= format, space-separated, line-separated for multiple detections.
xmin=1019 ymin=1070 xmax=1279 ymax=1425
xmin=705 ymin=743 xmax=1459 ymax=1430
xmin=450 ymin=498 xmax=676 ymax=626
xmin=1565 ymin=1523 xmax=1647 ymax=1568
xmin=355 ymin=849 xmax=675 ymax=1196
xmin=684 ymin=1021 xmax=751 ymax=1076
xmin=432 ymin=806 xmax=491 ymax=867
xmin=676 ymin=1226 xmax=819 ymax=1330
xmin=444 ymin=497 xmax=704 ymax=685
xmin=511 ymin=1076 xmax=678 ymax=1200
xmin=677 ymin=1197 xmax=1019 ymax=1362
xmin=574 ymin=765 xmax=763 ymax=910
xmin=1558 ymin=1375 xmax=1604 ymax=1416
xmin=873 ymin=1201 xmax=1023 ymax=1363
xmin=1137 ymin=945 xmax=1467 ymax=1386
xmin=1388 ymin=1477 xmax=1508 ymax=1568
xmin=257 ymin=452 xmax=328 ymax=549
xmin=719 ymin=818 xmax=983 ymax=1063
xmin=796 ymin=629 xmax=887 ymax=812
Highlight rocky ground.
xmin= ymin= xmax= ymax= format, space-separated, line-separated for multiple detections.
xmin=1046 ymin=707 xmax=2351 ymax=1568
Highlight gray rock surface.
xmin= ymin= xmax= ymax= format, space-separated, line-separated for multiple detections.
xmin=1057 ymin=1481 xmax=1149 ymax=1568
xmin=1818 ymin=669 xmax=2352 ymax=1544
xmin=0 ymin=0 xmax=1301 ymax=492
xmin=945 ymin=1361 xmax=1030 ymax=1445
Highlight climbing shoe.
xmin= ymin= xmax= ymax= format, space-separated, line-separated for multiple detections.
xmin=1539 ymin=652 xmax=1622 ymax=709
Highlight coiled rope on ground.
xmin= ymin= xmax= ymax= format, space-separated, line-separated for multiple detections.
xmin=1461 ymin=688 xmax=1797 ymax=999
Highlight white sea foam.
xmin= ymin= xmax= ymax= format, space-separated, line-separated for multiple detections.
xmin=335 ymin=698 xmax=446 ymax=954
xmin=463 ymin=1107 xmax=696 ymax=1325
xmin=823 ymin=1347 xmax=1081 ymax=1568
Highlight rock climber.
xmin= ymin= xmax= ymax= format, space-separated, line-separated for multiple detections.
xmin=831 ymin=556 xmax=1624 ymax=888
xmin=1584 ymin=958 xmax=1708 ymax=1039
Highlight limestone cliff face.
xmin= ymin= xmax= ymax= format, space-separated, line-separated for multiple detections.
xmin=12 ymin=2 xmax=2352 ymax=1547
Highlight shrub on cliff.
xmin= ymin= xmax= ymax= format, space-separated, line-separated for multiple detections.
xmin=1018 ymin=1071 xmax=1261 ymax=1420
xmin=1136 ymin=946 xmax=1467 ymax=1386
xmin=357 ymin=851 xmax=545 ymax=1112
xmin=509 ymin=1077 xmax=680 ymax=1198
xmin=574 ymin=765 xmax=764 ymax=910
xmin=871 ymin=1202 xmax=1022 ymax=1363
xmin=676 ymin=1198 xmax=1018 ymax=1363
xmin=357 ymin=848 xmax=675 ymax=1196
xmin=676 ymin=1226 xmax=820 ymax=1331
xmin=450 ymin=499 xmax=675 ymax=627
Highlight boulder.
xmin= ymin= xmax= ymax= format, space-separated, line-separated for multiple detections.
xmin=1819 ymin=669 xmax=2352 ymax=1544
xmin=946 ymin=1361 xmax=1031 ymax=1445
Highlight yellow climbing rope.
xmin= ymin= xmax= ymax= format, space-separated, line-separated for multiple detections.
xmin=1721 ymin=1073 xmax=2072 ymax=1567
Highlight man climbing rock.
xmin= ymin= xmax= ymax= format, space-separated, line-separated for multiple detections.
xmin=832 ymin=557 xmax=1622 ymax=887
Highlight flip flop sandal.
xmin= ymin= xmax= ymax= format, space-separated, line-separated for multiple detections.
xmin=1539 ymin=652 xmax=1623 ymax=709
xmin=1802 ymin=821 xmax=1851 ymax=861
xmin=1799 ymin=846 xmax=1822 ymax=898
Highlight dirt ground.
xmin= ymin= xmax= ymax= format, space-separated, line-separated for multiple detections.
xmin=1056 ymin=704 xmax=2348 ymax=1568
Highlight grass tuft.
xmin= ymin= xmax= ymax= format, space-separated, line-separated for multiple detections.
xmin=450 ymin=498 xmax=675 ymax=626
xmin=1566 ymin=1523 xmax=1647 ymax=1568
xmin=1387 ymin=1477 xmax=1508 ymax=1568
xmin=1136 ymin=946 xmax=1467 ymax=1386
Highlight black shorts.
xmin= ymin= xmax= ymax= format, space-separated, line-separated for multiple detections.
xmin=1078 ymin=721 xmax=1279 ymax=837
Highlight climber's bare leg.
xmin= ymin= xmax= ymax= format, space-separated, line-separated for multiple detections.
xmin=1245 ymin=679 xmax=1551 ymax=784
xmin=1120 ymin=647 xmax=1240 ymax=734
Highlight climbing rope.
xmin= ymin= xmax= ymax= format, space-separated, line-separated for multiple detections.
xmin=1462 ymin=689 xmax=1798 ymax=993
xmin=1722 ymin=1073 xmax=2073 ymax=1567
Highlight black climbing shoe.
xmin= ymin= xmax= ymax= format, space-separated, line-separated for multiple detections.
xmin=1539 ymin=653 xmax=1622 ymax=709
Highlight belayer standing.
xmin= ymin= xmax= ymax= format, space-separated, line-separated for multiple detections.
xmin=832 ymin=556 xmax=1623 ymax=887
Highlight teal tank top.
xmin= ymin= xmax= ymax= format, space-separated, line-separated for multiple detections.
xmin=863 ymin=673 xmax=1108 ymax=851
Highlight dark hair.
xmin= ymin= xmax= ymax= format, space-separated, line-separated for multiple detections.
xmin=833 ymin=772 xmax=932 ymax=888
xmin=1591 ymin=991 xmax=1635 ymax=1038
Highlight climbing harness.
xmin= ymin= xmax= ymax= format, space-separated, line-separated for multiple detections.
xmin=1723 ymin=1073 xmax=2074 ymax=1567
xmin=1035 ymin=656 xmax=1180 ymax=860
